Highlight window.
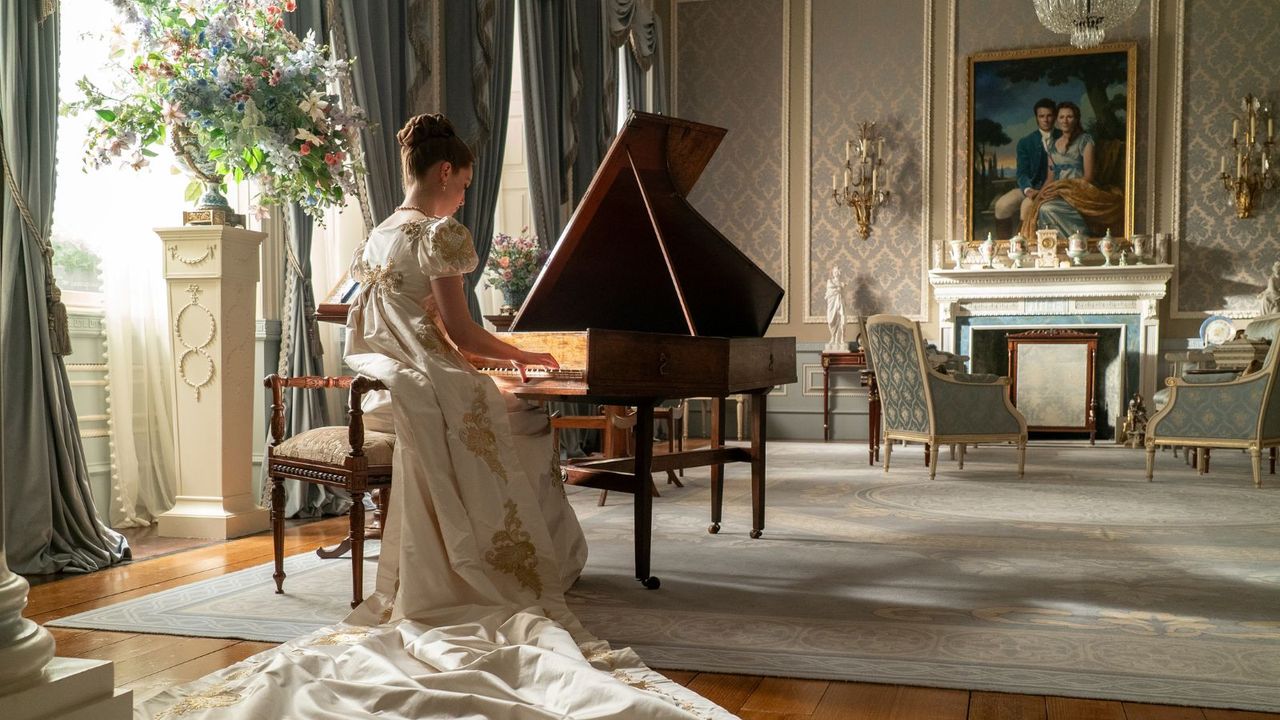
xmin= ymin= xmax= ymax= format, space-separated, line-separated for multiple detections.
xmin=53 ymin=1 xmax=191 ymax=305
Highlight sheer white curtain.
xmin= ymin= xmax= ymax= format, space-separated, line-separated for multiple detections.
xmin=54 ymin=2 xmax=181 ymax=527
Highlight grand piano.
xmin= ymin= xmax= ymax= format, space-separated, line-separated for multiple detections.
xmin=478 ymin=112 xmax=795 ymax=589
xmin=320 ymin=112 xmax=796 ymax=589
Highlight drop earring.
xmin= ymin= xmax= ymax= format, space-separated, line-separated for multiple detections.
xmin=441 ymin=181 xmax=448 ymax=191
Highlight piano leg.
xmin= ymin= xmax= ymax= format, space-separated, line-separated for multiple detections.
xmin=633 ymin=401 xmax=659 ymax=590
xmin=708 ymin=396 xmax=726 ymax=534
xmin=749 ymin=390 xmax=767 ymax=540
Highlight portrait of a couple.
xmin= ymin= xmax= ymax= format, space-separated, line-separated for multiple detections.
xmin=968 ymin=43 xmax=1136 ymax=243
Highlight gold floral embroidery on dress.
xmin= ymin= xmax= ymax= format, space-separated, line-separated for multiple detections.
xmin=154 ymin=684 xmax=243 ymax=719
xmin=609 ymin=670 xmax=712 ymax=719
xmin=431 ymin=220 xmax=475 ymax=271
xmin=305 ymin=627 xmax=375 ymax=646
xmin=401 ymin=218 xmax=430 ymax=247
xmin=484 ymin=498 xmax=542 ymax=597
xmin=461 ymin=384 xmax=508 ymax=482
xmin=360 ymin=260 xmax=404 ymax=293
xmin=415 ymin=319 xmax=450 ymax=356
xmin=550 ymin=446 xmax=566 ymax=498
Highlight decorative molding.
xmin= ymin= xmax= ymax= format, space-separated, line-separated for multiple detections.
xmin=780 ymin=0 xmax=791 ymax=324
xmin=919 ymin=0 xmax=934 ymax=321
xmin=174 ymin=284 xmax=217 ymax=400
xmin=1168 ymin=0 xmax=1195 ymax=318
xmin=802 ymin=0 xmax=812 ymax=322
xmin=945 ymin=0 xmax=956 ymax=244
xmin=168 ymin=243 xmax=216 ymax=266
xmin=1146 ymin=0 xmax=1160 ymax=231
xmin=803 ymin=0 xmax=930 ymax=323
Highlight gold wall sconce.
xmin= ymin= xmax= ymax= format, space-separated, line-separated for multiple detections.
xmin=1219 ymin=94 xmax=1276 ymax=219
xmin=831 ymin=122 xmax=890 ymax=240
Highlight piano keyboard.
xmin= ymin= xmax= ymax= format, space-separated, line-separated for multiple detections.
xmin=477 ymin=366 xmax=587 ymax=381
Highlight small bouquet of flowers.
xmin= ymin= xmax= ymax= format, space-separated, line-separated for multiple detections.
xmin=484 ymin=229 xmax=548 ymax=310
xmin=65 ymin=0 xmax=366 ymax=219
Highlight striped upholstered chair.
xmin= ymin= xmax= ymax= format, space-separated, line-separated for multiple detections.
xmin=864 ymin=315 xmax=1027 ymax=478
xmin=1145 ymin=340 xmax=1280 ymax=487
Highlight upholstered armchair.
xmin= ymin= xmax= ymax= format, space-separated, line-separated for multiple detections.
xmin=864 ymin=315 xmax=1028 ymax=478
xmin=1145 ymin=342 xmax=1280 ymax=487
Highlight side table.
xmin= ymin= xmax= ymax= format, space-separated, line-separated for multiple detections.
xmin=821 ymin=351 xmax=880 ymax=465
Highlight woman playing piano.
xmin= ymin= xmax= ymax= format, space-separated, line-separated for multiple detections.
xmin=139 ymin=113 xmax=730 ymax=719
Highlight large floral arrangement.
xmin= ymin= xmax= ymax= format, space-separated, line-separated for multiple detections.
xmin=484 ymin=229 xmax=548 ymax=304
xmin=65 ymin=0 xmax=366 ymax=218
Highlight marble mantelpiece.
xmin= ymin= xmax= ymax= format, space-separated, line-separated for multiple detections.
xmin=928 ymin=264 xmax=1174 ymax=403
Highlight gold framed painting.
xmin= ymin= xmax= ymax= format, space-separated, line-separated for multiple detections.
xmin=967 ymin=42 xmax=1137 ymax=244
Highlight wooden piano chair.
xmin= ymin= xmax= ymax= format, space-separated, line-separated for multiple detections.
xmin=264 ymin=374 xmax=392 ymax=608
xmin=551 ymin=404 xmax=684 ymax=505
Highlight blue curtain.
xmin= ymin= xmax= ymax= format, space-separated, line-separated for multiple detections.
xmin=0 ymin=1 xmax=129 ymax=574
xmin=518 ymin=0 xmax=580 ymax=247
xmin=446 ymin=0 xmax=514 ymax=322
xmin=341 ymin=0 xmax=410 ymax=222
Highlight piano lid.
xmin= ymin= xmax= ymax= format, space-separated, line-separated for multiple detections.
xmin=509 ymin=112 xmax=784 ymax=339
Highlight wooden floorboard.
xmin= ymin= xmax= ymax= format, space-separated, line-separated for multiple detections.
xmin=21 ymin=515 xmax=1280 ymax=719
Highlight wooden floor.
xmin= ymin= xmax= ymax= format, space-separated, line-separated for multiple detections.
xmin=24 ymin=515 xmax=1277 ymax=719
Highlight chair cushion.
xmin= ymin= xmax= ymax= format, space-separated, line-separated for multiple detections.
xmin=950 ymin=372 xmax=1001 ymax=384
xmin=274 ymin=426 xmax=395 ymax=466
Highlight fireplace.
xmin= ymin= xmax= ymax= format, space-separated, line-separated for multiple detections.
xmin=928 ymin=264 xmax=1173 ymax=415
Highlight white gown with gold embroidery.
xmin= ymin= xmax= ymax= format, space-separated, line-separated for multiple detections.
xmin=136 ymin=217 xmax=733 ymax=719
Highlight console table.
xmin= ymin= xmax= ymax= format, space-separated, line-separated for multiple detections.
xmin=821 ymin=351 xmax=880 ymax=465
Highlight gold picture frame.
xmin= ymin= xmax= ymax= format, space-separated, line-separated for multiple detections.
xmin=967 ymin=42 xmax=1137 ymax=244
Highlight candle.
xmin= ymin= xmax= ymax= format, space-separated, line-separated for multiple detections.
xmin=1233 ymin=118 xmax=1239 ymax=140
xmin=1221 ymin=156 xmax=1227 ymax=175
xmin=844 ymin=168 xmax=851 ymax=188
xmin=845 ymin=141 xmax=850 ymax=162
xmin=1251 ymin=112 xmax=1257 ymax=141
xmin=872 ymin=167 xmax=877 ymax=194
xmin=832 ymin=172 xmax=838 ymax=191
xmin=1270 ymin=117 xmax=1274 ymax=141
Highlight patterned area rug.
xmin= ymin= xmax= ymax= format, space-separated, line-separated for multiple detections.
xmin=51 ymin=442 xmax=1280 ymax=711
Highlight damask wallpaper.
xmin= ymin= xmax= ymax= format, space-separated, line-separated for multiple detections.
xmin=1178 ymin=0 xmax=1280 ymax=315
xmin=674 ymin=0 xmax=788 ymax=321
xmin=809 ymin=0 xmax=926 ymax=320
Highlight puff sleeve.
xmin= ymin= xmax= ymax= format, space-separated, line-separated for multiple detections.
xmin=416 ymin=217 xmax=479 ymax=278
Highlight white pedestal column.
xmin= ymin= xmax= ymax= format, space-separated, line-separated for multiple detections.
xmin=157 ymin=225 xmax=269 ymax=539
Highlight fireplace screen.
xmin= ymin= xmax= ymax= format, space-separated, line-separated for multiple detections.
xmin=1007 ymin=330 xmax=1099 ymax=444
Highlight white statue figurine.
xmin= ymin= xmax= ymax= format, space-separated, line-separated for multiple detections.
xmin=1262 ymin=261 xmax=1280 ymax=316
xmin=825 ymin=266 xmax=848 ymax=351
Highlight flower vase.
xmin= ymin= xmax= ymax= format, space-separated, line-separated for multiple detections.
xmin=501 ymin=287 xmax=530 ymax=316
xmin=172 ymin=124 xmax=244 ymax=226
xmin=1098 ymin=229 xmax=1116 ymax=266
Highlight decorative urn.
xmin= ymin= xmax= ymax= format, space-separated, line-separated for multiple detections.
xmin=1098 ymin=229 xmax=1116 ymax=266
xmin=979 ymin=232 xmax=996 ymax=268
xmin=948 ymin=238 xmax=966 ymax=269
xmin=1007 ymin=233 xmax=1028 ymax=268
xmin=1129 ymin=234 xmax=1149 ymax=264
xmin=1067 ymin=230 xmax=1088 ymax=265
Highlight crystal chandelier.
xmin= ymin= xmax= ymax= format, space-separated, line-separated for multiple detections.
xmin=1033 ymin=0 xmax=1141 ymax=49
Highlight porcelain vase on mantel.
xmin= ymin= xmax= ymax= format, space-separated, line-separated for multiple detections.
xmin=156 ymin=225 xmax=269 ymax=539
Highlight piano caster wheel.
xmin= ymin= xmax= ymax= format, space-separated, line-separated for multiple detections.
xmin=707 ymin=523 xmax=720 ymax=534
xmin=640 ymin=576 xmax=661 ymax=590
xmin=749 ymin=529 xmax=763 ymax=539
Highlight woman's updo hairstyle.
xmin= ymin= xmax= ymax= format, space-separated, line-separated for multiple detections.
xmin=397 ymin=113 xmax=474 ymax=189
